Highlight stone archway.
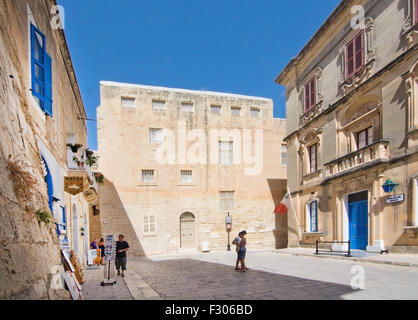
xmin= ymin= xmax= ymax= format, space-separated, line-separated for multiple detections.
xmin=180 ymin=212 xmax=196 ymax=249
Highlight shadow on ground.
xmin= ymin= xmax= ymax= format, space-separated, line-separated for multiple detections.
xmin=129 ymin=257 xmax=355 ymax=300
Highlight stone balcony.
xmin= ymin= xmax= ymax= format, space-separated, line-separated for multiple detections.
xmin=324 ymin=140 xmax=390 ymax=180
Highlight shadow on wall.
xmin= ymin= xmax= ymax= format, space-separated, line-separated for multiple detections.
xmin=267 ymin=179 xmax=288 ymax=249
xmin=99 ymin=178 xmax=145 ymax=256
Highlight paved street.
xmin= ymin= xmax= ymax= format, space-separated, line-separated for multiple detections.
xmin=124 ymin=250 xmax=418 ymax=300
xmin=82 ymin=266 xmax=133 ymax=300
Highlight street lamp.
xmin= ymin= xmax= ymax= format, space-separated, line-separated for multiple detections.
xmin=226 ymin=212 xmax=232 ymax=251
xmin=382 ymin=178 xmax=399 ymax=193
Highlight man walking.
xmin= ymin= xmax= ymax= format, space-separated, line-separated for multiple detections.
xmin=115 ymin=234 xmax=129 ymax=277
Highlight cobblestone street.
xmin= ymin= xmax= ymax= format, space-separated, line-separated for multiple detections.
xmin=125 ymin=250 xmax=418 ymax=300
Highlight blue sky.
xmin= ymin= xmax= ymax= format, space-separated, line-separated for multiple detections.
xmin=58 ymin=0 xmax=341 ymax=150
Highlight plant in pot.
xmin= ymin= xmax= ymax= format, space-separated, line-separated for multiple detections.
xmin=67 ymin=143 xmax=83 ymax=153
xmin=94 ymin=172 xmax=104 ymax=184
xmin=72 ymin=156 xmax=84 ymax=168
xmin=85 ymin=149 xmax=98 ymax=166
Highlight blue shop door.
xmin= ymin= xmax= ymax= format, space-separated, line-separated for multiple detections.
xmin=349 ymin=200 xmax=368 ymax=250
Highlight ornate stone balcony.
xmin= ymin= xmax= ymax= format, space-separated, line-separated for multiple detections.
xmin=324 ymin=140 xmax=390 ymax=180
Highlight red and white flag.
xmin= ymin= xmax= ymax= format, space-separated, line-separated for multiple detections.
xmin=274 ymin=187 xmax=302 ymax=240
xmin=274 ymin=192 xmax=292 ymax=215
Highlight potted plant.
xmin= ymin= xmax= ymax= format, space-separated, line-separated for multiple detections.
xmin=72 ymin=156 xmax=84 ymax=168
xmin=94 ymin=172 xmax=104 ymax=184
xmin=85 ymin=149 xmax=98 ymax=166
xmin=67 ymin=143 xmax=83 ymax=153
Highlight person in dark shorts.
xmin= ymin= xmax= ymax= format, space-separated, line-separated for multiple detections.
xmin=115 ymin=234 xmax=129 ymax=277
xmin=238 ymin=230 xmax=247 ymax=273
xmin=232 ymin=232 xmax=242 ymax=270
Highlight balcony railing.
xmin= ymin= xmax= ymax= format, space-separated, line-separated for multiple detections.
xmin=67 ymin=148 xmax=98 ymax=193
xmin=324 ymin=140 xmax=390 ymax=179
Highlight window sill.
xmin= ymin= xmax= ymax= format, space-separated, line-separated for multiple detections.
xmin=139 ymin=183 xmax=158 ymax=187
xmin=142 ymin=233 xmax=157 ymax=238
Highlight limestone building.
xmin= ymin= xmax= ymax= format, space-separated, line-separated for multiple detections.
xmin=97 ymin=81 xmax=287 ymax=256
xmin=0 ymin=0 xmax=97 ymax=298
xmin=275 ymin=0 xmax=418 ymax=253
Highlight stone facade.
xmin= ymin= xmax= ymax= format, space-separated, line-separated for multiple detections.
xmin=0 ymin=0 xmax=96 ymax=299
xmin=276 ymin=0 xmax=418 ymax=253
xmin=97 ymin=82 xmax=287 ymax=256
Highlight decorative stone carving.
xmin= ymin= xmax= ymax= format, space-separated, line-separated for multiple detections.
xmin=402 ymin=0 xmax=418 ymax=48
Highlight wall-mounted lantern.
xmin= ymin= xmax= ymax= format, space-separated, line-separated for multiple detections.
xmin=382 ymin=179 xmax=399 ymax=193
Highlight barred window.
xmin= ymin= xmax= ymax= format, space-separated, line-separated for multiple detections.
xmin=220 ymin=191 xmax=234 ymax=210
xmin=121 ymin=97 xmax=135 ymax=108
xmin=231 ymin=106 xmax=241 ymax=117
xmin=182 ymin=102 xmax=194 ymax=113
xmin=181 ymin=170 xmax=193 ymax=183
xmin=152 ymin=100 xmax=166 ymax=111
xmin=281 ymin=144 xmax=287 ymax=166
xmin=141 ymin=170 xmax=155 ymax=184
xmin=149 ymin=128 xmax=163 ymax=145
xmin=219 ymin=141 xmax=233 ymax=165
xmin=143 ymin=215 xmax=156 ymax=234
xmin=211 ymin=105 xmax=221 ymax=115
xmin=250 ymin=108 xmax=260 ymax=118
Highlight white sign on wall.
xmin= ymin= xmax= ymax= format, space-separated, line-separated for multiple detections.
xmin=385 ymin=194 xmax=404 ymax=204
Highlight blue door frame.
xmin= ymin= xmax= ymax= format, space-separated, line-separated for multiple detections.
xmin=349 ymin=200 xmax=368 ymax=250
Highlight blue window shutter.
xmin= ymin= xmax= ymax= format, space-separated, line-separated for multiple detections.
xmin=30 ymin=24 xmax=46 ymax=109
xmin=44 ymin=53 xmax=53 ymax=116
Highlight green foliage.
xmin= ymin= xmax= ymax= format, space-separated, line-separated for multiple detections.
xmin=35 ymin=209 xmax=52 ymax=224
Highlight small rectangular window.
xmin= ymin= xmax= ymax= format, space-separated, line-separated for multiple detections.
xmin=309 ymin=201 xmax=318 ymax=232
xmin=152 ymin=100 xmax=166 ymax=111
xmin=346 ymin=31 xmax=364 ymax=79
xmin=219 ymin=141 xmax=233 ymax=165
xmin=281 ymin=144 xmax=287 ymax=166
xmin=231 ymin=107 xmax=241 ymax=117
xmin=149 ymin=128 xmax=163 ymax=145
xmin=180 ymin=170 xmax=193 ymax=183
xmin=141 ymin=170 xmax=155 ymax=184
xmin=309 ymin=144 xmax=317 ymax=174
xmin=143 ymin=215 xmax=156 ymax=234
xmin=415 ymin=0 xmax=418 ymax=25
xmin=356 ymin=127 xmax=373 ymax=150
xmin=182 ymin=102 xmax=194 ymax=112
xmin=220 ymin=191 xmax=234 ymax=210
xmin=121 ymin=97 xmax=135 ymax=108
xmin=250 ymin=108 xmax=260 ymax=118
xmin=304 ymin=77 xmax=316 ymax=112
xmin=211 ymin=105 xmax=221 ymax=115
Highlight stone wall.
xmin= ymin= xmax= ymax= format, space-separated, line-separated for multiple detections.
xmin=0 ymin=2 xmax=68 ymax=298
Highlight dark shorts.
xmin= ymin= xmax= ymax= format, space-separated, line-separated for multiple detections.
xmin=115 ymin=257 xmax=127 ymax=270
xmin=238 ymin=250 xmax=246 ymax=260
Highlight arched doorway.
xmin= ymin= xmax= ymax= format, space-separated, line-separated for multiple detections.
xmin=180 ymin=212 xmax=196 ymax=249
xmin=72 ymin=203 xmax=79 ymax=256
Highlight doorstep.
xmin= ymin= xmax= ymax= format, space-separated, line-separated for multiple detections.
xmin=272 ymin=248 xmax=418 ymax=268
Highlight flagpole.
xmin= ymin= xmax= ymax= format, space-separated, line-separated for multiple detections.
xmin=287 ymin=186 xmax=302 ymax=241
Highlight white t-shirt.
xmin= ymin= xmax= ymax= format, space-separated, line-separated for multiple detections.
xmin=233 ymin=236 xmax=241 ymax=252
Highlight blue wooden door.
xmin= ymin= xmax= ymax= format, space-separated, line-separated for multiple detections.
xmin=349 ymin=200 xmax=368 ymax=250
